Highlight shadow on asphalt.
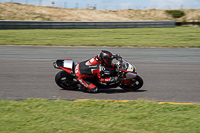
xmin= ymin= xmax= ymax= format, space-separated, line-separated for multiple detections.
xmin=97 ymin=89 xmax=147 ymax=94
xmin=61 ymin=88 xmax=147 ymax=94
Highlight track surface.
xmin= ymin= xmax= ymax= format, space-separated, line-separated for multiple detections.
xmin=0 ymin=46 xmax=200 ymax=102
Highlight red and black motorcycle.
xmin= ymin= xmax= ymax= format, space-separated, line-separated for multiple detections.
xmin=53 ymin=56 xmax=143 ymax=91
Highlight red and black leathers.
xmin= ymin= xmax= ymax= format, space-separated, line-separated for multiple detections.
xmin=75 ymin=56 xmax=115 ymax=91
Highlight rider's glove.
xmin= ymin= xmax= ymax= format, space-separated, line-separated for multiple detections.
xmin=114 ymin=54 xmax=121 ymax=60
xmin=110 ymin=76 xmax=119 ymax=82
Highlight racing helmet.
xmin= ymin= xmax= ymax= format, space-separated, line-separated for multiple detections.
xmin=99 ymin=50 xmax=113 ymax=67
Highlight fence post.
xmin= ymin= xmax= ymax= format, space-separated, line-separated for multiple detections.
xmin=52 ymin=1 xmax=55 ymax=7
xmin=76 ymin=3 xmax=78 ymax=9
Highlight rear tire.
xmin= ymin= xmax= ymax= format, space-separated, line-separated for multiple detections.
xmin=55 ymin=71 xmax=78 ymax=90
xmin=120 ymin=75 xmax=143 ymax=91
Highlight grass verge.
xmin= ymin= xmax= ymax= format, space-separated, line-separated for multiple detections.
xmin=0 ymin=99 xmax=200 ymax=133
xmin=0 ymin=27 xmax=200 ymax=47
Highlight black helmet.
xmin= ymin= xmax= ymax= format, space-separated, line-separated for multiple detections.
xmin=99 ymin=50 xmax=113 ymax=67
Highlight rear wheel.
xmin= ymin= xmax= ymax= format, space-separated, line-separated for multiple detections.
xmin=55 ymin=71 xmax=78 ymax=90
xmin=120 ymin=75 xmax=143 ymax=91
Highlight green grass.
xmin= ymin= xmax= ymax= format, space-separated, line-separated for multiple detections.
xmin=0 ymin=99 xmax=200 ymax=133
xmin=0 ymin=27 xmax=200 ymax=47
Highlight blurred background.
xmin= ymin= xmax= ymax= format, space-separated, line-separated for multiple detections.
xmin=1 ymin=0 xmax=200 ymax=10
xmin=1 ymin=0 xmax=200 ymax=22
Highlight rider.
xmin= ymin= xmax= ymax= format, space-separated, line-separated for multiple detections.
xmin=75 ymin=50 xmax=119 ymax=93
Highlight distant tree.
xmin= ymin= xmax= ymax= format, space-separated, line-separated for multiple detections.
xmin=165 ymin=10 xmax=185 ymax=18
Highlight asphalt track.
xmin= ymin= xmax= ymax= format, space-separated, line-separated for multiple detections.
xmin=0 ymin=46 xmax=200 ymax=103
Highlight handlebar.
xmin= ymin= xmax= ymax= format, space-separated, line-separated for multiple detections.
xmin=113 ymin=54 xmax=124 ymax=78
xmin=113 ymin=54 xmax=122 ymax=61
xmin=113 ymin=54 xmax=123 ymax=69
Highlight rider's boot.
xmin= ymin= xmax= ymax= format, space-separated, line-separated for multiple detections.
xmin=86 ymin=87 xmax=98 ymax=93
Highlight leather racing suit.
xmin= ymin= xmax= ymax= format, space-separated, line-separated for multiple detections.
xmin=75 ymin=56 xmax=116 ymax=92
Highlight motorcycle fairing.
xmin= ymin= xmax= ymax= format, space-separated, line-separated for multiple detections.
xmin=122 ymin=59 xmax=137 ymax=73
xmin=116 ymin=59 xmax=138 ymax=86
xmin=54 ymin=59 xmax=76 ymax=74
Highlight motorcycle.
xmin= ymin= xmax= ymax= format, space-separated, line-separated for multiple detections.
xmin=53 ymin=55 xmax=143 ymax=91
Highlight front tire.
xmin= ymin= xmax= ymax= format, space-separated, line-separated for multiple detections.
xmin=55 ymin=71 xmax=78 ymax=90
xmin=120 ymin=75 xmax=143 ymax=91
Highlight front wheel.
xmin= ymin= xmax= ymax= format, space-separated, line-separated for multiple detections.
xmin=120 ymin=75 xmax=143 ymax=91
xmin=55 ymin=71 xmax=78 ymax=90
